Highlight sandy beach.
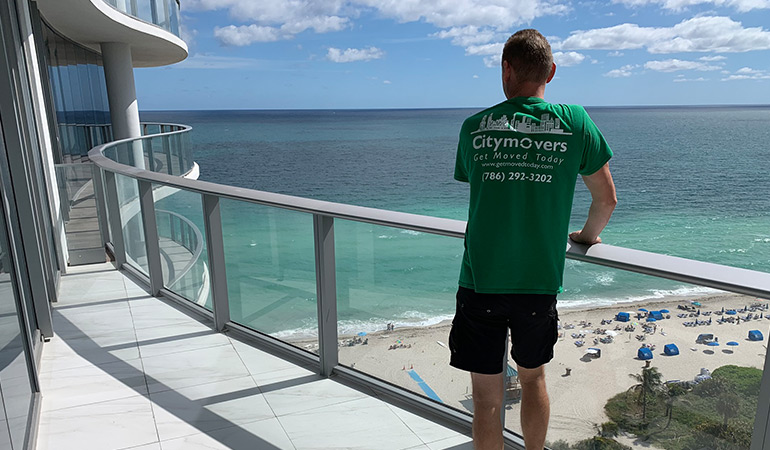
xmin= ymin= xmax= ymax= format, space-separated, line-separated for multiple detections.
xmin=328 ymin=292 xmax=769 ymax=445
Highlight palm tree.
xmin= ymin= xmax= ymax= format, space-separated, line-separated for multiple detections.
xmin=715 ymin=391 xmax=740 ymax=429
xmin=628 ymin=367 xmax=663 ymax=421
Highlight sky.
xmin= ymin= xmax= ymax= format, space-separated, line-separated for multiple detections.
xmin=134 ymin=0 xmax=770 ymax=110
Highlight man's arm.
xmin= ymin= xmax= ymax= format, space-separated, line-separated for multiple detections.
xmin=569 ymin=162 xmax=617 ymax=245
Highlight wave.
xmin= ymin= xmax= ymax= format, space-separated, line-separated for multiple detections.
xmin=271 ymin=285 xmax=723 ymax=339
xmin=559 ymin=285 xmax=723 ymax=310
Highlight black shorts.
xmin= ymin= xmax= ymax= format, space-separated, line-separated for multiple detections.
xmin=449 ymin=286 xmax=558 ymax=374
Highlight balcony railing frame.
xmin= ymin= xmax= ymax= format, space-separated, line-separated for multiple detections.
xmin=89 ymin=124 xmax=770 ymax=450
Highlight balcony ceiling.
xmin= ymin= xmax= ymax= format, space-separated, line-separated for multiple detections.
xmin=36 ymin=0 xmax=188 ymax=68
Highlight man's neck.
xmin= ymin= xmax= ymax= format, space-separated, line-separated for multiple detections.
xmin=506 ymin=83 xmax=546 ymax=100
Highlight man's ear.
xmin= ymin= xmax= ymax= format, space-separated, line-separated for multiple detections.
xmin=546 ymin=63 xmax=556 ymax=83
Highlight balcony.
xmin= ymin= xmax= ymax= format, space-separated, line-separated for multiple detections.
xmin=37 ymin=263 xmax=474 ymax=449
xmin=39 ymin=123 xmax=770 ymax=449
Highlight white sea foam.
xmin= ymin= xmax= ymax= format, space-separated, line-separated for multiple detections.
xmin=400 ymin=229 xmax=422 ymax=236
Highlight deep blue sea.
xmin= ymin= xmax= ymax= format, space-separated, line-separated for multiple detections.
xmin=142 ymin=106 xmax=770 ymax=337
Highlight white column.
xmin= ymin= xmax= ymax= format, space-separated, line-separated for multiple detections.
xmin=101 ymin=42 xmax=144 ymax=169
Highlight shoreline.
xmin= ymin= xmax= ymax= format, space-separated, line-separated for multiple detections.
xmin=312 ymin=291 xmax=769 ymax=445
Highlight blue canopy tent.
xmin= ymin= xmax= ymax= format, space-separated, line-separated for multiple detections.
xmin=650 ymin=310 xmax=663 ymax=320
xmin=749 ymin=330 xmax=764 ymax=341
xmin=638 ymin=347 xmax=653 ymax=360
xmin=664 ymin=344 xmax=679 ymax=356
xmin=616 ymin=312 xmax=630 ymax=322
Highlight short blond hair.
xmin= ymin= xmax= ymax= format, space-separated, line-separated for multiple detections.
xmin=501 ymin=29 xmax=553 ymax=84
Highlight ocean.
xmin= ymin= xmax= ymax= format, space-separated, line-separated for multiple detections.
xmin=142 ymin=106 xmax=770 ymax=338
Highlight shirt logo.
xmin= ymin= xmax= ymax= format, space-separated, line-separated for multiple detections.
xmin=472 ymin=113 xmax=572 ymax=136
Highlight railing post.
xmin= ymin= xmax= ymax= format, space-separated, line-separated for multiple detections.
xmin=103 ymin=170 xmax=126 ymax=267
xmin=138 ymin=179 xmax=163 ymax=296
xmin=751 ymin=345 xmax=770 ymax=450
xmin=313 ymin=214 xmax=339 ymax=376
xmin=202 ymin=194 xmax=230 ymax=331
xmin=91 ymin=164 xmax=110 ymax=247
xmin=163 ymin=133 xmax=172 ymax=175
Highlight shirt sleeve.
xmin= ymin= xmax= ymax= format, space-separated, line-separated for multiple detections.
xmin=454 ymin=127 xmax=469 ymax=182
xmin=578 ymin=107 xmax=613 ymax=176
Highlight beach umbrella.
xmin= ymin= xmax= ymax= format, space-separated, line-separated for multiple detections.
xmin=726 ymin=341 xmax=739 ymax=346
xmin=358 ymin=332 xmax=367 ymax=336
xmin=726 ymin=310 xmax=737 ymax=315
xmin=638 ymin=308 xmax=648 ymax=312
xmin=706 ymin=341 xmax=720 ymax=346
xmin=660 ymin=309 xmax=670 ymax=313
xmin=692 ymin=301 xmax=702 ymax=306
xmin=646 ymin=317 xmax=656 ymax=322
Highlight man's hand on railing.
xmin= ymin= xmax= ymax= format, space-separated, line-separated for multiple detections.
xmin=569 ymin=230 xmax=602 ymax=245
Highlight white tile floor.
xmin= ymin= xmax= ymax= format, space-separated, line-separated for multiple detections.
xmin=36 ymin=263 xmax=475 ymax=450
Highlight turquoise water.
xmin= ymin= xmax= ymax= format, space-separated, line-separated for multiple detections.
xmin=142 ymin=107 xmax=770 ymax=336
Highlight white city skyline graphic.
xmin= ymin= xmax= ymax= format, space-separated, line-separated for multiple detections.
xmin=471 ymin=112 xmax=572 ymax=135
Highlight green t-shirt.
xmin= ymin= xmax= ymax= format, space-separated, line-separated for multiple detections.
xmin=454 ymin=97 xmax=612 ymax=294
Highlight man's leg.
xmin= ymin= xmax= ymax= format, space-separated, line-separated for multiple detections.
xmin=471 ymin=372 xmax=504 ymax=450
xmin=517 ymin=365 xmax=549 ymax=450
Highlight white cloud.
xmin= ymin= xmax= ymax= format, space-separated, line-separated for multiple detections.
xmin=700 ymin=55 xmax=727 ymax=61
xmin=608 ymin=51 xmax=624 ymax=57
xmin=383 ymin=80 xmax=392 ymax=84
xmin=644 ymin=59 xmax=722 ymax=72
xmin=432 ymin=26 xmax=500 ymax=47
xmin=722 ymin=67 xmax=770 ymax=80
xmin=557 ymin=16 xmax=770 ymax=54
xmin=673 ymin=77 xmax=707 ymax=82
xmin=194 ymin=0 xmax=570 ymax=50
xmin=611 ymin=0 xmax=770 ymax=12
xmin=553 ymin=51 xmax=586 ymax=66
xmin=214 ymin=25 xmax=284 ymax=46
xmin=465 ymin=43 xmax=504 ymax=56
xmin=604 ymin=64 xmax=638 ymax=77
xmin=326 ymin=47 xmax=384 ymax=63
xmin=354 ymin=0 xmax=570 ymax=30
xmin=473 ymin=74 xmax=480 ymax=78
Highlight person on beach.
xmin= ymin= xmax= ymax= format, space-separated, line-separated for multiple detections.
xmin=449 ymin=29 xmax=617 ymax=450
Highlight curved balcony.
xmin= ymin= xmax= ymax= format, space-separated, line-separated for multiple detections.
xmin=88 ymin=125 xmax=770 ymax=449
xmin=36 ymin=0 xmax=187 ymax=67
xmin=103 ymin=0 xmax=181 ymax=37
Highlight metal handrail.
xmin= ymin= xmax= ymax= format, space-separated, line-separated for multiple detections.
xmin=88 ymin=123 xmax=770 ymax=450
xmin=89 ymin=127 xmax=770 ymax=300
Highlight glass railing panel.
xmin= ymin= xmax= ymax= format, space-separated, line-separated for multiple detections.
xmin=101 ymin=0 xmax=181 ymax=37
xmin=153 ymin=187 xmax=212 ymax=309
xmin=526 ymin=260 xmax=766 ymax=450
xmin=220 ymin=199 xmax=317 ymax=348
xmin=114 ymin=173 xmax=148 ymax=275
xmin=334 ymin=220 xmax=466 ymax=404
xmin=54 ymin=163 xmax=106 ymax=265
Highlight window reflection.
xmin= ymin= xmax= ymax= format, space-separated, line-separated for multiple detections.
xmin=0 ymin=205 xmax=33 ymax=449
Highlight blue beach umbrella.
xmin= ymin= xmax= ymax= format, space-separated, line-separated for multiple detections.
xmin=646 ymin=317 xmax=657 ymax=322
xmin=726 ymin=341 xmax=739 ymax=346
xmin=726 ymin=310 xmax=737 ymax=315
xmin=638 ymin=308 xmax=648 ymax=312
xmin=660 ymin=309 xmax=670 ymax=313
xmin=358 ymin=332 xmax=367 ymax=336
xmin=707 ymin=341 xmax=720 ymax=346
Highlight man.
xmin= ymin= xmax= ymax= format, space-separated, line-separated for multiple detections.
xmin=449 ymin=29 xmax=617 ymax=450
